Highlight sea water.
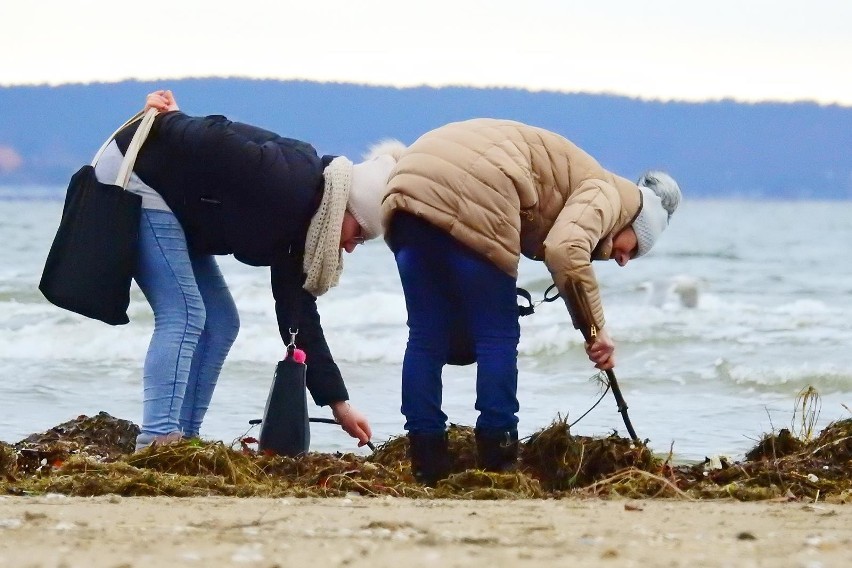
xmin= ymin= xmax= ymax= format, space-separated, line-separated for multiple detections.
xmin=1 ymin=191 xmax=850 ymax=461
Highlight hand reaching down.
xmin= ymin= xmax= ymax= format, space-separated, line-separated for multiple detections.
xmin=331 ymin=401 xmax=373 ymax=447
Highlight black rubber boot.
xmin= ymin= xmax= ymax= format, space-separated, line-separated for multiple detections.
xmin=408 ymin=431 xmax=451 ymax=487
xmin=475 ymin=429 xmax=519 ymax=472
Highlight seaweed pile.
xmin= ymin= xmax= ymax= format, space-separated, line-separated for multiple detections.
xmin=1 ymin=412 xmax=850 ymax=502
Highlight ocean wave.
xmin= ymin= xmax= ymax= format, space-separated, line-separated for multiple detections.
xmin=0 ymin=187 xmax=65 ymax=201
xmin=713 ymin=358 xmax=852 ymax=393
xmin=665 ymin=250 xmax=742 ymax=260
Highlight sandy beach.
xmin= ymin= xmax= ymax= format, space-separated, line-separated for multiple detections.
xmin=0 ymin=496 xmax=848 ymax=568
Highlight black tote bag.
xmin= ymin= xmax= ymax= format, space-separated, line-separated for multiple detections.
xmin=39 ymin=109 xmax=157 ymax=325
xmin=258 ymin=352 xmax=311 ymax=456
xmin=259 ymin=293 xmax=311 ymax=456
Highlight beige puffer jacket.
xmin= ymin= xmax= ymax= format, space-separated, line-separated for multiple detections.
xmin=381 ymin=119 xmax=642 ymax=333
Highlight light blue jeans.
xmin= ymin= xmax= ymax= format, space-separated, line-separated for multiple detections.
xmin=134 ymin=209 xmax=239 ymax=443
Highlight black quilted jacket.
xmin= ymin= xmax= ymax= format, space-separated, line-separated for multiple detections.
xmin=116 ymin=111 xmax=348 ymax=405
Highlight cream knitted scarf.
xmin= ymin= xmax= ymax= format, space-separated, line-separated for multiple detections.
xmin=302 ymin=156 xmax=353 ymax=296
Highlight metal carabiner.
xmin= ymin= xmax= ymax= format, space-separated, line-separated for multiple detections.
xmin=287 ymin=327 xmax=299 ymax=349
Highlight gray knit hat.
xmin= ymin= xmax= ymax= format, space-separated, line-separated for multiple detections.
xmin=633 ymin=171 xmax=682 ymax=257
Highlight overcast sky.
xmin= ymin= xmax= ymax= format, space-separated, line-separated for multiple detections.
xmin=2 ymin=0 xmax=850 ymax=105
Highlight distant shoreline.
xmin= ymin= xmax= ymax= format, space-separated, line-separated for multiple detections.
xmin=4 ymin=190 xmax=851 ymax=203
xmin=2 ymin=79 xmax=850 ymax=198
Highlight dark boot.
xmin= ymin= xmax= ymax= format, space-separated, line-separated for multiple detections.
xmin=408 ymin=431 xmax=451 ymax=487
xmin=475 ymin=429 xmax=519 ymax=472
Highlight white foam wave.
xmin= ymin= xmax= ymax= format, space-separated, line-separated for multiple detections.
xmin=5 ymin=278 xmax=852 ymax=375
xmin=714 ymin=358 xmax=852 ymax=392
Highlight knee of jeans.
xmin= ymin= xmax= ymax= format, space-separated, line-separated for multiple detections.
xmin=156 ymin=301 xmax=205 ymax=334
xmin=184 ymin=298 xmax=207 ymax=335
xmin=227 ymin=311 xmax=240 ymax=343
xmin=206 ymin=302 xmax=240 ymax=343
xmin=216 ymin=310 xmax=240 ymax=346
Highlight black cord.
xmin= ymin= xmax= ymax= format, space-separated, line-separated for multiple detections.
xmin=246 ymin=418 xmax=376 ymax=451
xmin=569 ymin=383 xmax=611 ymax=428
xmin=308 ymin=418 xmax=337 ymax=425
xmin=519 ymin=373 xmax=612 ymax=444
xmin=309 ymin=418 xmax=376 ymax=450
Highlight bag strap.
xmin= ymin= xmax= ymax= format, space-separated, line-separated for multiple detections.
xmin=90 ymin=110 xmax=145 ymax=167
xmin=517 ymin=287 xmax=535 ymax=316
xmin=115 ymin=108 xmax=159 ymax=188
xmin=286 ymin=247 xmax=304 ymax=357
xmin=88 ymin=108 xmax=159 ymax=188
xmin=517 ymin=284 xmax=561 ymax=317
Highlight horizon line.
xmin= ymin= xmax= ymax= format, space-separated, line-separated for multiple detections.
xmin=1 ymin=75 xmax=848 ymax=109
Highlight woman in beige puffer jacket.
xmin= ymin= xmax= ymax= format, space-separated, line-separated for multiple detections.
xmin=381 ymin=118 xmax=681 ymax=485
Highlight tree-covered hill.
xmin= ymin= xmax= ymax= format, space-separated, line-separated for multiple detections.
xmin=1 ymin=79 xmax=850 ymax=198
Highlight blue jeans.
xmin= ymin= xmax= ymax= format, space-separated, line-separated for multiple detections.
xmin=391 ymin=214 xmax=520 ymax=434
xmin=134 ymin=209 xmax=240 ymax=439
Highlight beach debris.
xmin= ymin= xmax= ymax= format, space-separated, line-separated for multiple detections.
xmin=7 ymin=412 xmax=138 ymax=475
xmin=792 ymin=385 xmax=821 ymax=442
xmin=520 ymin=416 xmax=657 ymax=491
xmin=704 ymin=455 xmax=733 ymax=470
xmin=435 ymin=470 xmax=544 ymax=500
xmin=682 ymin=419 xmax=852 ymax=502
xmin=369 ymin=423 xmax=478 ymax=475
xmin=1 ymin=413 xmax=851 ymax=502
xmin=0 ymin=443 xmax=15 ymax=480
xmin=744 ymin=429 xmax=804 ymax=461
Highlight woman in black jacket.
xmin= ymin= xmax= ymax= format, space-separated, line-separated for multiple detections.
xmin=97 ymin=90 xmax=403 ymax=451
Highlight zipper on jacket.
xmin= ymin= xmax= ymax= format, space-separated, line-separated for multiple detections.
xmin=569 ymin=280 xmax=597 ymax=342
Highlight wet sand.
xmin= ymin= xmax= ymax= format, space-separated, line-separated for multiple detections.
xmin=0 ymin=496 xmax=848 ymax=567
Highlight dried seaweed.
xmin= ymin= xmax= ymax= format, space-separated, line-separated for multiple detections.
xmin=0 ymin=442 xmax=16 ymax=480
xmin=435 ymin=470 xmax=544 ymax=499
xmin=2 ymin=411 xmax=851 ymax=502
xmin=744 ymin=428 xmax=805 ymax=461
xmin=520 ymin=416 xmax=658 ymax=491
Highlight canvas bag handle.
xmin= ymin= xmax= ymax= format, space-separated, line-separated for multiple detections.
xmin=89 ymin=108 xmax=159 ymax=188
xmin=114 ymin=108 xmax=158 ymax=188
xmin=90 ymin=110 xmax=143 ymax=166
